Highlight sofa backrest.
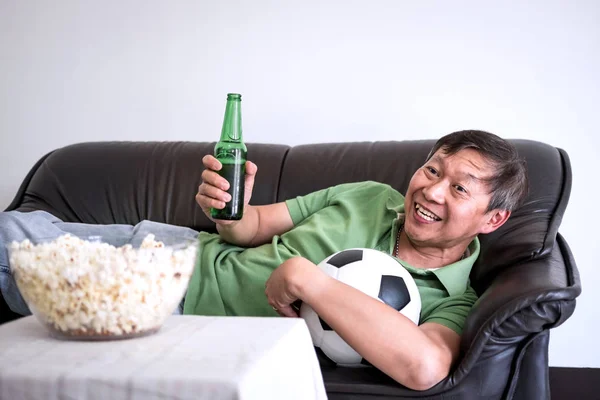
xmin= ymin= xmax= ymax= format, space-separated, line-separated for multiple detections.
xmin=7 ymin=139 xmax=571 ymax=294
xmin=7 ymin=142 xmax=289 ymax=230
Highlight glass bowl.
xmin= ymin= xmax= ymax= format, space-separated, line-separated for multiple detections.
xmin=7 ymin=233 xmax=198 ymax=341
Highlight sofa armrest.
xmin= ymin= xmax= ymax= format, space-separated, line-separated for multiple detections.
xmin=454 ymin=233 xmax=581 ymax=378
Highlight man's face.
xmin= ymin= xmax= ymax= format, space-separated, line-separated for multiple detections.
xmin=403 ymin=148 xmax=503 ymax=250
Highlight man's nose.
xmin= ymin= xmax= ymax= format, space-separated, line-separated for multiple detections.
xmin=422 ymin=180 xmax=447 ymax=203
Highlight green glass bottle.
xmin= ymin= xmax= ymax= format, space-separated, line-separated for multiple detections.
xmin=210 ymin=93 xmax=247 ymax=221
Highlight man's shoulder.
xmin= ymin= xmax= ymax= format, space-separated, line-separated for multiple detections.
xmin=325 ymin=181 xmax=405 ymax=215
xmin=330 ymin=180 xmax=402 ymax=196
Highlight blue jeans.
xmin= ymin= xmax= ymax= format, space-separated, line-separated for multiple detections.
xmin=0 ymin=211 xmax=199 ymax=316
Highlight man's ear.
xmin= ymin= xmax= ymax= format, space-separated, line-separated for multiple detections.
xmin=480 ymin=209 xmax=511 ymax=234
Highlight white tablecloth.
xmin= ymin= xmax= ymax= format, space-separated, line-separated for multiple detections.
xmin=0 ymin=315 xmax=327 ymax=400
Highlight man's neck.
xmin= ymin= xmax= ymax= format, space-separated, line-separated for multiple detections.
xmin=395 ymin=230 xmax=470 ymax=269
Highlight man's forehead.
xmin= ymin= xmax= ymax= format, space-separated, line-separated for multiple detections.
xmin=430 ymin=149 xmax=494 ymax=180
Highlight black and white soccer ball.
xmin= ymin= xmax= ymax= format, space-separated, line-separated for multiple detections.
xmin=300 ymin=248 xmax=421 ymax=367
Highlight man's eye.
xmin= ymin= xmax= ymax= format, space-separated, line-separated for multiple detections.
xmin=454 ymin=185 xmax=467 ymax=193
xmin=426 ymin=167 xmax=438 ymax=175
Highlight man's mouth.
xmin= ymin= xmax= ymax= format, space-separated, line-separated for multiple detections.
xmin=414 ymin=203 xmax=442 ymax=222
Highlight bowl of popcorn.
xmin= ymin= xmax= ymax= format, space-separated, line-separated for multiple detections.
xmin=8 ymin=233 xmax=198 ymax=341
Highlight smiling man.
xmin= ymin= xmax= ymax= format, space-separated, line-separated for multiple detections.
xmin=194 ymin=129 xmax=528 ymax=391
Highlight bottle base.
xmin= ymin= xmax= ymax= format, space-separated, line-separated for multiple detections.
xmin=211 ymin=214 xmax=243 ymax=221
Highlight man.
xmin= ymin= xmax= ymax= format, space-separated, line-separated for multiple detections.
xmin=193 ymin=129 xmax=528 ymax=390
xmin=0 ymin=130 xmax=528 ymax=390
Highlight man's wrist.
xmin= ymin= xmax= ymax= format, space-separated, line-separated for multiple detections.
xmin=215 ymin=206 xmax=256 ymax=245
xmin=289 ymin=258 xmax=329 ymax=303
xmin=215 ymin=220 xmax=241 ymax=240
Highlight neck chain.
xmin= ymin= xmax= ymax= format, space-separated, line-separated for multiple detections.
xmin=393 ymin=224 xmax=403 ymax=257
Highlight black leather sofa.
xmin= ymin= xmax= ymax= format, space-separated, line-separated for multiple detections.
xmin=1 ymin=139 xmax=581 ymax=399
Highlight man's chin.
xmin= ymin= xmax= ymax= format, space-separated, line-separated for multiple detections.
xmin=404 ymin=220 xmax=436 ymax=234
xmin=403 ymin=227 xmax=430 ymax=244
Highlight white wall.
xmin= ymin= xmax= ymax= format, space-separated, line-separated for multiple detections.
xmin=1 ymin=1 xmax=598 ymax=367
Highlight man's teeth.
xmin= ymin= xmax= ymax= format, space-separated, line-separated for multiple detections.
xmin=415 ymin=204 xmax=441 ymax=221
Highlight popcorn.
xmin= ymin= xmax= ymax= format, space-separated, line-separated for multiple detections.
xmin=9 ymin=234 xmax=196 ymax=339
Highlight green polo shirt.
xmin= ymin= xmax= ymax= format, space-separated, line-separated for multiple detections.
xmin=184 ymin=181 xmax=478 ymax=335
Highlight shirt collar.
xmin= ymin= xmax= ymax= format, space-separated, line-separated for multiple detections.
xmin=391 ymin=207 xmax=479 ymax=296
xmin=429 ymin=240 xmax=479 ymax=296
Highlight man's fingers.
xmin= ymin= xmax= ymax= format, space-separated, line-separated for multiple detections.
xmin=198 ymin=183 xmax=231 ymax=203
xmin=196 ymin=193 xmax=226 ymax=211
xmin=279 ymin=305 xmax=299 ymax=318
xmin=197 ymin=155 xmax=256 ymax=226
xmin=195 ymin=193 xmax=235 ymax=225
xmin=202 ymin=155 xmax=222 ymax=171
xmin=243 ymin=161 xmax=257 ymax=204
xmin=245 ymin=161 xmax=258 ymax=176
xmin=272 ymin=304 xmax=298 ymax=318
xmin=201 ymin=169 xmax=229 ymax=191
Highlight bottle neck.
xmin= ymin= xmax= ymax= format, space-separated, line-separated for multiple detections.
xmin=220 ymin=99 xmax=243 ymax=142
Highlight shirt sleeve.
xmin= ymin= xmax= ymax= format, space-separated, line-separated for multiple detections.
xmin=285 ymin=181 xmax=391 ymax=226
xmin=285 ymin=187 xmax=333 ymax=226
xmin=419 ymin=285 xmax=479 ymax=335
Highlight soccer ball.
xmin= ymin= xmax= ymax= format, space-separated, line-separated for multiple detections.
xmin=300 ymin=248 xmax=421 ymax=367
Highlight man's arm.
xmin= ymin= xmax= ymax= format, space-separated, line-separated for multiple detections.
xmin=266 ymin=258 xmax=460 ymax=391
xmin=306 ymin=275 xmax=459 ymax=390
xmin=217 ymin=202 xmax=294 ymax=247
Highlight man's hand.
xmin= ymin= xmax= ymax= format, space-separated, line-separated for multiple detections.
xmin=265 ymin=257 xmax=328 ymax=318
xmin=195 ymin=156 xmax=294 ymax=247
xmin=196 ymin=155 xmax=258 ymax=226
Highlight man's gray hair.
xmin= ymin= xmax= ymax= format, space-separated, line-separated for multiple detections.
xmin=426 ymin=130 xmax=529 ymax=212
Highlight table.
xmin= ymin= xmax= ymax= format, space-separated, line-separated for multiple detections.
xmin=0 ymin=315 xmax=327 ymax=400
